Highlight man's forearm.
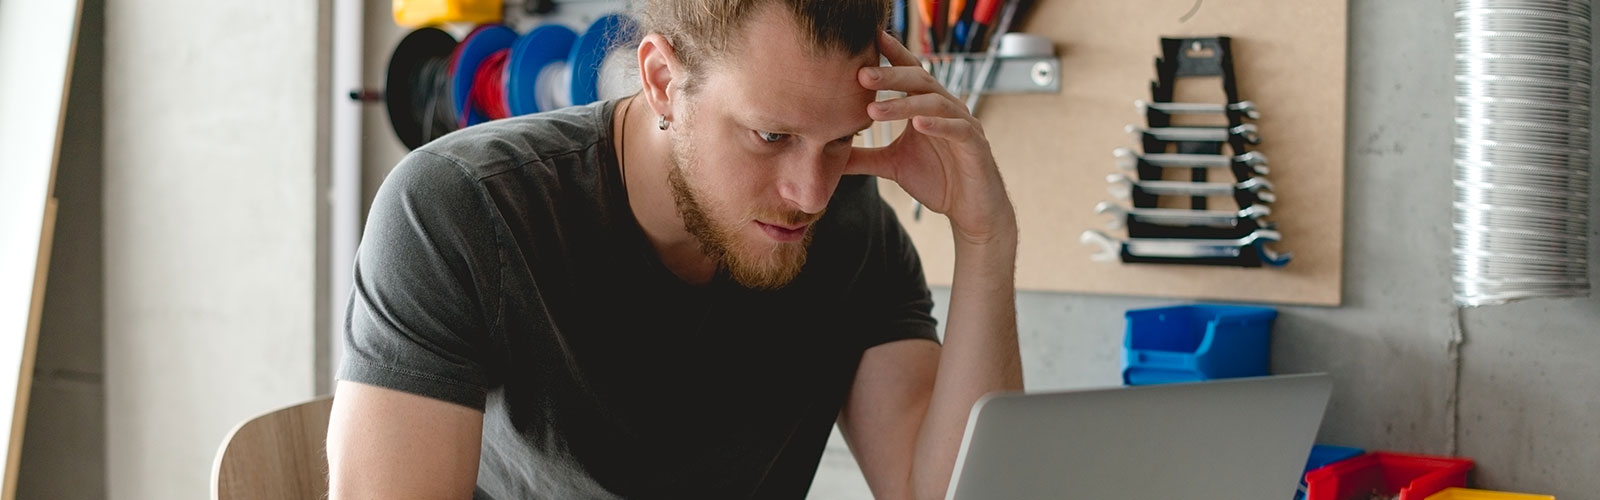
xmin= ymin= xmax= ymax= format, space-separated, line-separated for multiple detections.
xmin=910 ymin=221 xmax=1023 ymax=500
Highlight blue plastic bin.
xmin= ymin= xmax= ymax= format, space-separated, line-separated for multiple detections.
xmin=1295 ymin=444 xmax=1365 ymax=500
xmin=1121 ymin=304 xmax=1276 ymax=385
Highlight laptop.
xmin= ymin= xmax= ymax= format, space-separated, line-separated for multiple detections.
xmin=944 ymin=373 xmax=1333 ymax=500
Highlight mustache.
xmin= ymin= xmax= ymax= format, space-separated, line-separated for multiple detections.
xmin=754 ymin=208 xmax=826 ymax=227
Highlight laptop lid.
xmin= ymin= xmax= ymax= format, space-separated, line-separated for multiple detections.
xmin=945 ymin=373 xmax=1333 ymax=500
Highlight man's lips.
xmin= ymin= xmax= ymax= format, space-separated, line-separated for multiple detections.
xmin=756 ymin=221 xmax=809 ymax=242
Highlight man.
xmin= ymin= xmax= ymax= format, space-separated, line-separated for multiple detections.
xmin=327 ymin=1 xmax=1021 ymax=498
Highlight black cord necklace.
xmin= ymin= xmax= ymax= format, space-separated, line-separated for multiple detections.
xmin=617 ymin=95 xmax=637 ymax=191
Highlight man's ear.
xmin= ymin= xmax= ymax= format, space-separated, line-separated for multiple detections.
xmin=637 ymin=33 xmax=682 ymax=121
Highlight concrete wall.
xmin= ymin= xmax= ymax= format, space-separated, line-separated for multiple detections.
xmin=360 ymin=0 xmax=410 ymax=216
xmin=100 ymin=0 xmax=323 ymax=498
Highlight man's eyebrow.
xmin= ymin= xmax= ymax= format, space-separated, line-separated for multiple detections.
xmin=844 ymin=121 xmax=874 ymax=139
xmin=743 ymin=116 xmax=876 ymax=141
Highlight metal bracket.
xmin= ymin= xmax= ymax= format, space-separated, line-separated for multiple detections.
xmin=924 ymin=55 xmax=1061 ymax=96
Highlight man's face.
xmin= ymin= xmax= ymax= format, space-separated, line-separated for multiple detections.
xmin=666 ymin=8 xmax=878 ymax=290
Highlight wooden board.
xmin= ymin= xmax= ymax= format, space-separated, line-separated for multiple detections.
xmin=880 ymin=0 xmax=1347 ymax=306
xmin=0 ymin=1 xmax=83 ymax=498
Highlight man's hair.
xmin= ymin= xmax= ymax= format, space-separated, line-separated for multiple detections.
xmin=637 ymin=0 xmax=888 ymax=91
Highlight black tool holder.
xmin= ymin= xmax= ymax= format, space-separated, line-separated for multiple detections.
xmin=1088 ymin=36 xmax=1290 ymax=267
xmin=1124 ymin=215 xmax=1269 ymax=240
xmin=1121 ymin=175 xmax=1273 ymax=210
xmin=1147 ymin=38 xmax=1246 ymax=129
xmin=1144 ymin=37 xmax=1242 ymax=211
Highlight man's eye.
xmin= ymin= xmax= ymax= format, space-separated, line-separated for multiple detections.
xmin=756 ymin=131 xmax=788 ymax=144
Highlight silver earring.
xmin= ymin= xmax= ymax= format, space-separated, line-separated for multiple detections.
xmin=657 ymin=115 xmax=670 ymax=130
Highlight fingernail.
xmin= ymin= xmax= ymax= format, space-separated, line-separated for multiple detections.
xmin=863 ymin=68 xmax=880 ymax=81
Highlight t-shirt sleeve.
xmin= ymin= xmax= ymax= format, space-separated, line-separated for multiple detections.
xmin=338 ymin=150 xmax=503 ymax=411
xmin=854 ymin=184 xmax=941 ymax=349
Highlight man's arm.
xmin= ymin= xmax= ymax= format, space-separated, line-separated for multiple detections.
xmin=839 ymin=30 xmax=1025 ymax=500
xmin=909 ymin=230 xmax=1022 ymax=498
xmin=327 ymin=381 xmax=485 ymax=500
xmin=329 ymin=150 xmax=504 ymax=499
xmin=837 ymin=232 xmax=1021 ymax=500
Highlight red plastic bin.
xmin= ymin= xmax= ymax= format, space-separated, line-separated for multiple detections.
xmin=1305 ymin=452 xmax=1474 ymax=500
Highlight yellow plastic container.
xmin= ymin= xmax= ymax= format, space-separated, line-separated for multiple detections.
xmin=393 ymin=0 xmax=502 ymax=27
xmin=1425 ymin=488 xmax=1555 ymax=500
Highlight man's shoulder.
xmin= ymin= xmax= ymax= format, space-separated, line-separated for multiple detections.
xmin=410 ymin=101 xmax=611 ymax=182
xmin=371 ymin=103 xmax=615 ymax=248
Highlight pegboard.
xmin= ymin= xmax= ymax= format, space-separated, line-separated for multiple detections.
xmin=878 ymin=0 xmax=1347 ymax=306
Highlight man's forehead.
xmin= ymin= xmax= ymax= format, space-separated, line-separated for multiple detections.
xmin=709 ymin=52 xmax=876 ymax=128
xmin=718 ymin=75 xmax=874 ymax=133
xmin=719 ymin=45 xmax=877 ymax=90
xmin=691 ymin=3 xmax=881 ymax=134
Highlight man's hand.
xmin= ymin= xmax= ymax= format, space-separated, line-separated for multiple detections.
xmin=837 ymin=31 xmax=1024 ymax=500
xmin=846 ymin=31 xmax=1017 ymax=245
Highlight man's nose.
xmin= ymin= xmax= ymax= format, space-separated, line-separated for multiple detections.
xmin=776 ymin=151 xmax=840 ymax=215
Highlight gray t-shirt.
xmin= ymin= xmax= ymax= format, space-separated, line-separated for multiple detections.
xmin=340 ymin=99 xmax=939 ymax=499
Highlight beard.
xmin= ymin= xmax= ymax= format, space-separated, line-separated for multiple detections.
xmin=667 ymin=132 xmax=821 ymax=291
